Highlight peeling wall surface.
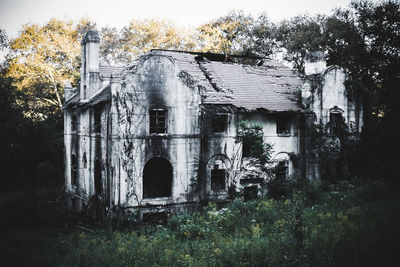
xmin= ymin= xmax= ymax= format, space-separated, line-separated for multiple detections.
xmin=63 ymin=33 xmax=362 ymax=213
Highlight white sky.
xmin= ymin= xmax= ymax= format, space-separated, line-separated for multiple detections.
xmin=0 ymin=0 xmax=360 ymax=38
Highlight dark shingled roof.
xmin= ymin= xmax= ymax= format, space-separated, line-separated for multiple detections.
xmin=151 ymin=50 xmax=303 ymax=112
xmin=99 ymin=66 xmax=125 ymax=78
xmin=63 ymin=86 xmax=111 ymax=109
xmin=86 ymin=86 xmax=111 ymax=107
xmin=63 ymin=92 xmax=80 ymax=108
xmin=67 ymin=51 xmax=303 ymax=112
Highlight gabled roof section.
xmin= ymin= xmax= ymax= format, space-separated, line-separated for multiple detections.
xmin=149 ymin=50 xmax=303 ymax=112
xmin=63 ymin=86 xmax=111 ymax=109
xmin=84 ymin=86 xmax=111 ymax=107
xmin=63 ymin=92 xmax=80 ymax=108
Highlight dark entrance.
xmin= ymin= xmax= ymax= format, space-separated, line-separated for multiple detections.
xmin=143 ymin=157 xmax=173 ymax=198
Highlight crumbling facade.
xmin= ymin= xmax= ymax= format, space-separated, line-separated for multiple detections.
xmin=63 ymin=32 xmax=362 ymax=215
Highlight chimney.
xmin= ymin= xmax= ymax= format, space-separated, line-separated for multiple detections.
xmin=304 ymin=51 xmax=326 ymax=75
xmin=80 ymin=30 xmax=100 ymax=100
xmin=64 ymin=81 xmax=74 ymax=100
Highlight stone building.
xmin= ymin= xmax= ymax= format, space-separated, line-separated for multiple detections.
xmin=63 ymin=31 xmax=362 ymax=214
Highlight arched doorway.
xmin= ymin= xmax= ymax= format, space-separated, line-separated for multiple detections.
xmin=143 ymin=157 xmax=173 ymax=198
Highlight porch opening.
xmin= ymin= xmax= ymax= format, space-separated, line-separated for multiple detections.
xmin=143 ymin=157 xmax=173 ymax=198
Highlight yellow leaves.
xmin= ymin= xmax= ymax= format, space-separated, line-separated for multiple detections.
xmin=251 ymin=223 xmax=262 ymax=239
xmin=196 ymin=11 xmax=253 ymax=54
xmin=119 ymin=18 xmax=196 ymax=62
xmin=6 ymin=18 xmax=80 ymax=118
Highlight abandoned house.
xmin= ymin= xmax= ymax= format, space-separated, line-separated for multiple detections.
xmin=63 ymin=31 xmax=363 ymax=214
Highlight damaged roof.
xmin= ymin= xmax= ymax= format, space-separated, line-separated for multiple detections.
xmin=66 ymin=50 xmax=303 ymax=112
xmin=151 ymin=50 xmax=303 ymax=112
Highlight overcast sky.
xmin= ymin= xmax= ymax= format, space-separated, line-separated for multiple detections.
xmin=0 ymin=0 xmax=364 ymax=38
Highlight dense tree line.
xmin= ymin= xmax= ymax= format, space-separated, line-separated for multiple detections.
xmin=0 ymin=0 xmax=399 ymax=191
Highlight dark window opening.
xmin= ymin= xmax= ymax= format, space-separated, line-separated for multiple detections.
xmin=211 ymin=165 xmax=226 ymax=192
xmin=82 ymin=152 xmax=87 ymax=169
xmin=71 ymin=115 xmax=77 ymax=132
xmin=243 ymin=186 xmax=258 ymax=201
xmin=71 ymin=154 xmax=77 ymax=186
xmin=242 ymin=139 xmax=251 ymax=157
xmin=277 ymin=114 xmax=291 ymax=135
xmin=330 ymin=112 xmax=343 ymax=136
xmin=212 ymin=114 xmax=228 ymax=133
xmin=93 ymin=107 xmax=102 ymax=133
xmin=242 ymin=138 xmax=262 ymax=158
xmin=150 ymin=109 xmax=167 ymax=134
xmin=143 ymin=157 xmax=172 ymax=198
xmin=275 ymin=161 xmax=288 ymax=180
xmin=94 ymin=159 xmax=102 ymax=195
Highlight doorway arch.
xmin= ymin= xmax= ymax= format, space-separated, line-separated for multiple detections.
xmin=143 ymin=157 xmax=173 ymax=198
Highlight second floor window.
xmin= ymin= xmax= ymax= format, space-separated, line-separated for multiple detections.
xmin=277 ymin=114 xmax=291 ymax=136
xmin=212 ymin=114 xmax=228 ymax=133
xmin=150 ymin=109 xmax=167 ymax=134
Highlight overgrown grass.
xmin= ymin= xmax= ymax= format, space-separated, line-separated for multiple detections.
xmin=2 ymin=179 xmax=400 ymax=266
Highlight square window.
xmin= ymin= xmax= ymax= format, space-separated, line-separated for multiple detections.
xmin=277 ymin=114 xmax=291 ymax=136
xmin=150 ymin=109 xmax=167 ymax=134
xmin=212 ymin=114 xmax=228 ymax=133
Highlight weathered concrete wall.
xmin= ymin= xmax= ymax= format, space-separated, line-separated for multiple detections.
xmin=239 ymin=113 xmax=300 ymax=175
xmin=303 ymin=65 xmax=363 ymax=132
xmin=109 ymin=54 xmax=202 ymax=207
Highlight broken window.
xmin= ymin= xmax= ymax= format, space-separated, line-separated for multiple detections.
xmin=212 ymin=114 xmax=228 ymax=133
xmin=93 ymin=106 xmax=102 ymax=133
xmin=71 ymin=115 xmax=77 ymax=132
xmin=71 ymin=154 xmax=77 ymax=186
xmin=143 ymin=157 xmax=173 ymax=198
xmin=277 ymin=114 xmax=291 ymax=136
xmin=329 ymin=112 xmax=344 ymax=136
xmin=210 ymin=160 xmax=227 ymax=192
xmin=275 ymin=160 xmax=288 ymax=180
xmin=94 ymin=159 xmax=102 ymax=195
xmin=149 ymin=109 xmax=167 ymax=134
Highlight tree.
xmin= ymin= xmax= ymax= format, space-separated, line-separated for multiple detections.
xmin=116 ymin=19 xmax=196 ymax=64
xmin=274 ymin=15 xmax=325 ymax=74
xmin=6 ymin=19 xmax=81 ymax=118
xmin=196 ymin=11 xmax=253 ymax=54
xmin=245 ymin=14 xmax=278 ymax=57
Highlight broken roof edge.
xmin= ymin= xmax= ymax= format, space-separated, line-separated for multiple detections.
xmin=150 ymin=49 xmax=264 ymax=61
xmin=201 ymin=103 xmax=304 ymax=113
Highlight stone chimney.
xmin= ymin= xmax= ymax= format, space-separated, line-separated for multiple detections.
xmin=64 ymin=81 xmax=74 ymax=100
xmin=304 ymin=51 xmax=326 ymax=75
xmin=80 ymin=30 xmax=100 ymax=100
